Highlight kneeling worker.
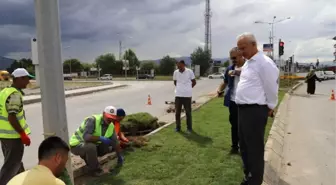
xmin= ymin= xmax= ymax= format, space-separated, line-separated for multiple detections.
xmin=112 ymin=113 xmax=129 ymax=148
xmin=69 ymin=106 xmax=125 ymax=176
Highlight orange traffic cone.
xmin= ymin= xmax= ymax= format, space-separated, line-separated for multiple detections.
xmin=147 ymin=95 xmax=152 ymax=105
xmin=330 ymin=90 xmax=335 ymax=101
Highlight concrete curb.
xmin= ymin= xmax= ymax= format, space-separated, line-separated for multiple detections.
xmin=23 ymin=84 xmax=128 ymax=105
xmin=72 ymin=94 xmax=217 ymax=178
xmin=263 ymin=82 xmax=304 ymax=185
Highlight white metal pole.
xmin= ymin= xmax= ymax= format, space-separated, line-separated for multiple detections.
xmin=34 ymin=0 xmax=73 ymax=184
xmin=31 ymin=38 xmax=40 ymax=86
xmin=272 ymin=20 xmax=275 ymax=61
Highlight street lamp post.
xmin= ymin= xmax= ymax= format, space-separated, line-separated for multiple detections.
xmin=254 ymin=16 xmax=291 ymax=60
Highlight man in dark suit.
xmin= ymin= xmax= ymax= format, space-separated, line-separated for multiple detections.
xmin=217 ymin=47 xmax=245 ymax=154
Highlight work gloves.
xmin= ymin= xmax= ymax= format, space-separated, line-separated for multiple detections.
xmin=20 ymin=132 xmax=31 ymax=146
xmin=99 ymin=136 xmax=113 ymax=145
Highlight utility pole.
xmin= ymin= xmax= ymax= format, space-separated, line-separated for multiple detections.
xmin=119 ymin=40 xmax=122 ymax=61
xmin=31 ymin=38 xmax=40 ymax=86
xmin=34 ymin=0 xmax=73 ymax=184
xmin=204 ymin=0 xmax=212 ymax=73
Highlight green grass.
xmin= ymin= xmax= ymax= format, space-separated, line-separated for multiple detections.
xmin=83 ymin=90 xmax=286 ymax=185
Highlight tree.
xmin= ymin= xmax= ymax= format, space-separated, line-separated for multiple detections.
xmin=63 ymin=58 xmax=83 ymax=73
xmin=95 ymin=53 xmax=118 ymax=75
xmin=222 ymin=60 xmax=230 ymax=67
xmin=190 ymin=47 xmax=211 ymax=76
xmin=159 ymin=55 xmax=176 ymax=75
xmin=140 ymin=61 xmax=157 ymax=72
xmin=81 ymin=63 xmax=93 ymax=72
xmin=7 ymin=58 xmax=35 ymax=74
xmin=123 ymin=49 xmax=140 ymax=72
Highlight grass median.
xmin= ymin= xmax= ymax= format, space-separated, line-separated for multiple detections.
xmin=81 ymin=90 xmax=286 ymax=185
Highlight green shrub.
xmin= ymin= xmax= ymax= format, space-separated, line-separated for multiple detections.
xmin=121 ymin=112 xmax=159 ymax=135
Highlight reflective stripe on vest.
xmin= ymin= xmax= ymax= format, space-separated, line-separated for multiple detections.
xmin=0 ymin=87 xmax=31 ymax=138
xmin=69 ymin=114 xmax=115 ymax=147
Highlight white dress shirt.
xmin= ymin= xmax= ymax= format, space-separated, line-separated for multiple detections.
xmin=230 ymin=66 xmax=242 ymax=102
xmin=173 ymin=68 xmax=195 ymax=97
xmin=235 ymin=51 xmax=279 ymax=109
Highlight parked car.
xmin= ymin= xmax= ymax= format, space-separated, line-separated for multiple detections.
xmin=315 ymin=71 xmax=327 ymax=81
xmin=136 ymin=74 xmax=154 ymax=79
xmin=98 ymin=74 xmax=113 ymax=80
xmin=208 ymin=72 xmax=224 ymax=79
xmin=63 ymin=74 xmax=72 ymax=81
xmin=324 ymin=71 xmax=335 ymax=80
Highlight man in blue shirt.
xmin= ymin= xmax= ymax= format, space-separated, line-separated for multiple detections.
xmin=217 ymin=47 xmax=245 ymax=154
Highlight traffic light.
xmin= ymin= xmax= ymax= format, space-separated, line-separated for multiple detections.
xmin=279 ymin=41 xmax=284 ymax=56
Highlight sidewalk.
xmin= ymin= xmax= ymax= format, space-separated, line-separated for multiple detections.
xmin=279 ymin=80 xmax=336 ymax=185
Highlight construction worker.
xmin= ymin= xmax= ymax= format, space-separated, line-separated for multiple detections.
xmin=111 ymin=109 xmax=130 ymax=148
xmin=69 ymin=106 xmax=125 ymax=177
xmin=0 ymin=68 xmax=33 ymax=185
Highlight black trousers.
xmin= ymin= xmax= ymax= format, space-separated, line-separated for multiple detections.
xmin=0 ymin=139 xmax=25 ymax=185
xmin=175 ymin=97 xmax=192 ymax=130
xmin=71 ymin=143 xmax=112 ymax=172
xmin=238 ymin=104 xmax=268 ymax=185
xmin=228 ymin=101 xmax=239 ymax=149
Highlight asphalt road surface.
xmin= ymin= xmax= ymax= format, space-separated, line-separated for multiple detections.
xmin=0 ymin=78 xmax=222 ymax=169
xmin=280 ymin=79 xmax=336 ymax=185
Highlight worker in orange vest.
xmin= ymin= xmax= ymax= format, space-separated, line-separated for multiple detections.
xmin=110 ymin=108 xmax=130 ymax=148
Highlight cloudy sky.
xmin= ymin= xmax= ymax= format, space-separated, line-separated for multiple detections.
xmin=1 ymin=0 xmax=335 ymax=63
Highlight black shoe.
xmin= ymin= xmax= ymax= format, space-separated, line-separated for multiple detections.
xmin=229 ymin=147 xmax=239 ymax=155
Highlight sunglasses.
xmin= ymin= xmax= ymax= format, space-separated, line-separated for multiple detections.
xmin=230 ymin=57 xmax=237 ymax=60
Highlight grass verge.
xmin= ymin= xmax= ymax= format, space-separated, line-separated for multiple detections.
xmin=82 ymin=90 xmax=286 ymax=185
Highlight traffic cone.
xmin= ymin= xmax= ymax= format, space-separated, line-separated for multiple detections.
xmin=147 ymin=95 xmax=152 ymax=105
xmin=330 ymin=90 xmax=335 ymax=101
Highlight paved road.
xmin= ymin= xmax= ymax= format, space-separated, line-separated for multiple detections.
xmin=0 ymin=78 xmax=221 ymax=169
xmin=280 ymin=79 xmax=336 ymax=185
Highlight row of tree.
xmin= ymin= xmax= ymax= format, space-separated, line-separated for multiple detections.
xmin=8 ymin=47 xmax=217 ymax=77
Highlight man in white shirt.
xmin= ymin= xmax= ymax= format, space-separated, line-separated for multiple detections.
xmin=173 ymin=60 xmax=196 ymax=133
xmin=235 ymin=33 xmax=279 ymax=185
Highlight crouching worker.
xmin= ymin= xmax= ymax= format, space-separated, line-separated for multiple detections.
xmin=69 ymin=106 xmax=125 ymax=177
xmin=111 ymin=108 xmax=130 ymax=148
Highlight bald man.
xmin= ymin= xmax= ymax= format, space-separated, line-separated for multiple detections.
xmin=235 ymin=33 xmax=279 ymax=185
xmin=217 ymin=47 xmax=245 ymax=155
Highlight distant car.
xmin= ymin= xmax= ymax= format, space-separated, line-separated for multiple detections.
xmin=136 ymin=74 xmax=154 ymax=79
xmin=64 ymin=76 xmax=72 ymax=81
xmin=98 ymin=74 xmax=113 ymax=80
xmin=315 ymin=71 xmax=327 ymax=81
xmin=63 ymin=74 xmax=72 ymax=81
xmin=324 ymin=71 xmax=335 ymax=80
xmin=208 ymin=72 xmax=224 ymax=79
